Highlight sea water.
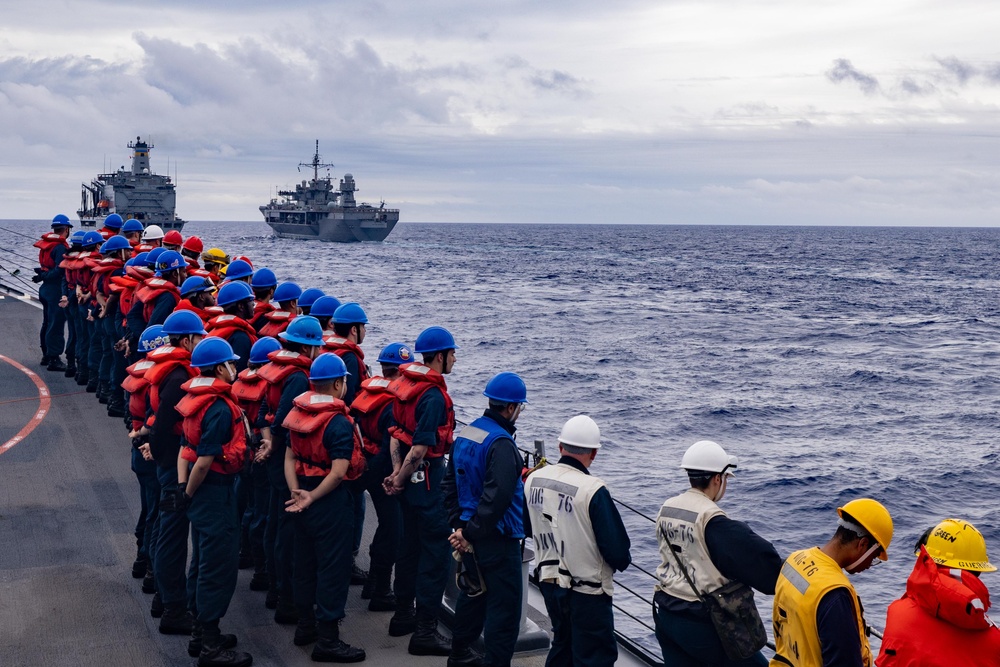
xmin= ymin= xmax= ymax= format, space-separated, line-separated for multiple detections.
xmin=7 ymin=220 xmax=1000 ymax=657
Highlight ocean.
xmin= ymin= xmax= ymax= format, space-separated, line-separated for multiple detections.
xmin=6 ymin=220 xmax=1000 ymax=658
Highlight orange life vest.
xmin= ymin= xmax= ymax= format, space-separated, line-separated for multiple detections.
xmin=143 ymin=345 xmax=198 ymax=431
xmin=132 ymin=243 xmax=154 ymax=256
xmin=323 ymin=336 xmax=370 ymax=383
xmin=207 ymin=314 xmax=259 ymax=345
xmin=350 ymin=376 xmax=395 ymax=455
xmin=250 ymin=301 xmax=276 ymax=332
xmin=122 ymin=357 xmax=157 ymax=430
xmin=98 ymin=227 xmax=115 ymax=240
xmin=174 ymin=299 xmax=223 ymax=323
xmin=283 ymin=391 xmax=365 ymax=480
xmin=256 ymin=349 xmax=312 ymax=424
xmin=136 ymin=278 xmax=181 ymax=323
xmin=34 ymin=233 xmax=68 ymax=271
xmin=90 ymin=257 xmax=124 ymax=297
xmin=232 ymin=367 xmax=267 ymax=424
xmin=258 ymin=309 xmax=297 ymax=338
xmin=389 ymin=363 xmax=456 ymax=458
xmin=176 ymin=377 xmax=248 ymax=475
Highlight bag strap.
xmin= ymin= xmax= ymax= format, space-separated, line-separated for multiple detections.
xmin=661 ymin=528 xmax=705 ymax=602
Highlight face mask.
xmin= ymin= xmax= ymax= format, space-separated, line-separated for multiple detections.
xmin=846 ymin=542 xmax=881 ymax=572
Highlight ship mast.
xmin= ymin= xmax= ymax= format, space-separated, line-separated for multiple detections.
xmin=298 ymin=140 xmax=334 ymax=181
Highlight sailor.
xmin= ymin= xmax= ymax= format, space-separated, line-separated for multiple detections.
xmin=176 ymin=276 xmax=221 ymax=323
xmin=308 ymin=296 xmax=342 ymax=334
xmin=72 ymin=231 xmax=103 ymax=389
xmin=207 ymin=281 xmax=259 ymax=372
xmin=232 ymin=336 xmax=282 ymax=595
xmin=256 ymin=315 xmax=325 ymax=623
xmin=78 ymin=230 xmax=107 ymax=391
xmin=324 ymin=302 xmax=370 ymax=403
xmin=130 ymin=249 xmax=188 ymax=330
xmin=383 ymin=326 xmax=458 ymax=655
xmin=770 ymin=498 xmax=894 ymax=667
xmin=117 ymin=251 xmax=154 ymax=360
xmin=122 ymin=219 xmax=144 ymax=247
xmin=653 ymin=441 xmax=782 ymax=667
xmin=282 ymin=353 xmax=367 ymax=662
xmin=877 ymin=519 xmax=1000 ymax=666
xmin=91 ymin=236 xmax=132 ymax=417
xmin=58 ymin=230 xmax=86 ymax=381
xmin=142 ymin=224 xmax=165 ymax=249
xmin=174 ymin=337 xmax=251 ymax=667
xmin=33 ymin=214 xmax=72 ymax=371
xmin=259 ymin=281 xmax=301 ymax=338
xmin=222 ymin=259 xmax=254 ymax=285
xmin=298 ymin=288 xmax=326 ymax=316
xmin=249 ymin=267 xmax=278 ymax=333
xmin=523 ymin=415 xmax=632 ymax=667
xmin=443 ymin=372 xmax=529 ymax=667
xmin=146 ymin=310 xmax=204 ymax=634
xmin=350 ymin=342 xmax=412 ymax=611
xmin=163 ymin=229 xmax=184 ymax=252
xmin=99 ymin=212 xmax=124 ymax=240
xmin=182 ymin=235 xmax=204 ymax=269
xmin=201 ymin=248 xmax=231 ymax=284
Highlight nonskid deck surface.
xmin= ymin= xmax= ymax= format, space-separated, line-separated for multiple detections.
xmin=0 ymin=296 xmax=555 ymax=667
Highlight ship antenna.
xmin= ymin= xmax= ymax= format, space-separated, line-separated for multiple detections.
xmin=297 ymin=140 xmax=334 ymax=182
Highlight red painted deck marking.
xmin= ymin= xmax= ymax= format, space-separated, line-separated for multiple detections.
xmin=0 ymin=354 xmax=51 ymax=455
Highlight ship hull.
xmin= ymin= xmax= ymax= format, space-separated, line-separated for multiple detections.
xmin=262 ymin=209 xmax=398 ymax=242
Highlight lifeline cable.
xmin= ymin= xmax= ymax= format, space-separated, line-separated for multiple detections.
xmin=0 ymin=225 xmax=40 ymax=240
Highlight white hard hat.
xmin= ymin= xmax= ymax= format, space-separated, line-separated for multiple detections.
xmin=558 ymin=415 xmax=601 ymax=449
xmin=142 ymin=224 xmax=164 ymax=241
xmin=680 ymin=440 xmax=738 ymax=475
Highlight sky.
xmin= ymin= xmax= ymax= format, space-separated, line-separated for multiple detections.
xmin=4 ymin=0 xmax=1000 ymax=225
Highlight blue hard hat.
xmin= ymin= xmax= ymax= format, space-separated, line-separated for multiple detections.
xmin=125 ymin=257 xmax=138 ymax=267
xmin=309 ymin=296 xmax=342 ymax=318
xmin=82 ymin=231 xmax=104 ymax=247
xmin=483 ymin=372 xmax=528 ymax=404
xmin=122 ymin=219 xmax=144 ymax=233
xmin=414 ymin=326 xmax=459 ymax=354
xmin=377 ymin=342 xmax=413 ymax=366
xmin=180 ymin=276 xmax=215 ymax=297
xmin=145 ymin=247 xmax=165 ymax=268
xmin=310 ymin=352 xmax=350 ymax=382
xmin=156 ymin=250 xmax=186 ymax=272
xmin=278 ymin=315 xmax=324 ymax=346
xmin=251 ymin=267 xmax=277 ymax=289
xmin=333 ymin=302 xmax=368 ymax=325
xmin=217 ymin=281 xmax=254 ymax=307
xmin=162 ymin=310 xmax=208 ymax=336
xmin=51 ymin=213 xmax=73 ymax=228
xmin=273 ymin=281 xmax=302 ymax=303
xmin=100 ymin=235 xmax=131 ymax=254
xmin=70 ymin=230 xmax=86 ymax=246
xmin=249 ymin=336 xmax=281 ymax=365
xmin=191 ymin=337 xmax=240 ymax=368
xmin=103 ymin=213 xmax=124 ymax=229
xmin=225 ymin=259 xmax=253 ymax=281
xmin=138 ymin=325 xmax=169 ymax=355
xmin=299 ymin=288 xmax=326 ymax=310
xmin=134 ymin=251 xmax=150 ymax=266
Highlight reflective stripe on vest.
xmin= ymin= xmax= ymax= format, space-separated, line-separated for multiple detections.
xmin=452 ymin=417 xmax=524 ymax=538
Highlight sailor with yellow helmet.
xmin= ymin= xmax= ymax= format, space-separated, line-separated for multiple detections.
xmin=770 ymin=498 xmax=893 ymax=667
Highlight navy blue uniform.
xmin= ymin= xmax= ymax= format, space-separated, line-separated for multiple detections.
xmin=357 ymin=402 xmax=400 ymax=574
xmin=39 ymin=244 xmax=67 ymax=359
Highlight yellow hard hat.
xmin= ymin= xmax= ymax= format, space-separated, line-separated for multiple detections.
xmin=924 ymin=518 xmax=997 ymax=573
xmin=202 ymin=248 xmax=230 ymax=266
xmin=838 ymin=498 xmax=893 ymax=561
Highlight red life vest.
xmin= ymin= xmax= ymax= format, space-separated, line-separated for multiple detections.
xmin=136 ymin=278 xmax=181 ymax=323
xmin=249 ymin=301 xmax=276 ymax=331
xmin=143 ymin=345 xmax=198 ymax=431
xmin=878 ymin=547 xmax=1000 ymax=666
xmin=206 ymin=314 xmax=259 ymax=345
xmin=188 ymin=267 xmax=213 ymax=281
xmin=175 ymin=299 xmax=223 ymax=323
xmin=122 ymin=357 xmax=157 ymax=429
xmin=283 ymin=391 xmax=365 ymax=480
xmin=350 ymin=376 xmax=395 ymax=455
xmin=75 ymin=251 xmax=102 ymax=302
xmin=59 ymin=250 xmax=83 ymax=288
xmin=34 ymin=233 xmax=68 ymax=271
xmin=176 ymin=377 xmax=248 ymax=475
xmin=90 ymin=257 xmax=124 ymax=297
xmin=98 ymin=227 xmax=115 ymax=240
xmin=323 ymin=336 xmax=370 ymax=383
xmin=132 ymin=243 xmax=154 ymax=257
xmin=388 ymin=363 xmax=456 ymax=458
xmin=256 ymin=349 xmax=312 ymax=424
xmin=232 ymin=367 xmax=267 ymax=424
xmin=258 ymin=309 xmax=297 ymax=338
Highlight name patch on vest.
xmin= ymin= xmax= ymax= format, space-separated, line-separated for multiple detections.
xmin=191 ymin=377 xmax=216 ymax=388
xmin=458 ymin=425 xmax=489 ymax=444
xmin=782 ymin=561 xmax=811 ymax=595
xmin=310 ymin=394 xmax=335 ymax=404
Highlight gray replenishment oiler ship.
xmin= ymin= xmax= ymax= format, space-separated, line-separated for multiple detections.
xmin=260 ymin=141 xmax=399 ymax=242
xmin=77 ymin=137 xmax=185 ymax=231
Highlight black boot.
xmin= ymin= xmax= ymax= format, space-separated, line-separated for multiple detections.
xmin=97 ymin=382 xmax=109 ymax=404
xmin=350 ymin=559 xmax=368 ymax=585
xmin=388 ymin=599 xmax=416 ymax=637
xmin=198 ymin=621 xmax=251 ymax=667
xmin=447 ymin=646 xmax=485 ymax=667
xmin=264 ymin=587 xmax=279 ymax=610
xmin=150 ymin=591 xmax=163 ymax=618
xmin=40 ymin=355 xmax=51 ymax=366
xmin=107 ymin=400 xmax=126 ymax=418
xmin=408 ymin=608 xmax=451 ymax=656
xmin=293 ymin=610 xmax=317 ymax=646
xmin=142 ymin=568 xmax=156 ymax=594
xmin=312 ymin=620 xmax=365 ymax=663
xmin=188 ymin=620 xmax=238 ymax=658
xmin=367 ymin=567 xmax=396 ymax=612
xmin=75 ymin=371 xmax=88 ymax=386
xmin=86 ymin=378 xmax=98 ymax=393
xmin=47 ymin=357 xmax=67 ymax=372
xmin=273 ymin=599 xmax=298 ymax=625
xmin=158 ymin=603 xmax=194 ymax=635
xmin=249 ymin=570 xmax=269 ymax=592
xmin=131 ymin=549 xmax=146 ymax=578
xmin=64 ymin=363 xmax=77 ymax=378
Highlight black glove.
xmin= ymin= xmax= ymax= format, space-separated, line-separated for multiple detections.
xmin=130 ymin=436 xmax=147 ymax=450
xmin=31 ymin=274 xmax=43 ymax=283
xmin=160 ymin=484 xmax=190 ymax=513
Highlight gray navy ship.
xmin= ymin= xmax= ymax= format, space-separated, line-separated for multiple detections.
xmin=77 ymin=137 xmax=185 ymax=230
xmin=260 ymin=141 xmax=399 ymax=242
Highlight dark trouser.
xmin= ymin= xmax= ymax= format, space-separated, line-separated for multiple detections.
xmin=110 ymin=316 xmax=127 ymax=405
xmin=65 ymin=299 xmax=77 ymax=365
xmin=87 ymin=316 xmax=102 ymax=380
xmin=98 ymin=315 xmax=115 ymax=388
xmin=131 ymin=447 xmax=161 ymax=562
xmin=39 ymin=282 xmax=66 ymax=358
xmin=293 ymin=482 xmax=353 ymax=621
xmin=187 ymin=481 xmax=240 ymax=624
xmin=358 ymin=450 xmax=400 ymax=572
xmin=154 ymin=465 xmax=190 ymax=607
xmin=265 ymin=463 xmax=294 ymax=600
xmin=247 ymin=461 xmax=269 ymax=567
xmin=352 ymin=485 xmax=366 ymax=555
xmin=653 ymin=605 xmax=767 ymax=667
xmin=37 ymin=288 xmax=49 ymax=356
xmin=452 ymin=535 xmax=523 ymax=667
xmin=75 ymin=303 xmax=91 ymax=376
xmin=395 ymin=457 xmax=450 ymax=612
xmin=539 ymin=583 xmax=617 ymax=667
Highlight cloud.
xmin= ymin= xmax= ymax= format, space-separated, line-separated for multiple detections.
xmin=528 ymin=69 xmax=587 ymax=95
xmin=826 ymin=59 xmax=880 ymax=95
xmin=935 ymin=56 xmax=977 ymax=85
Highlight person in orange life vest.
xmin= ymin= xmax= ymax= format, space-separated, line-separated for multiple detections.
xmin=221 ymin=259 xmax=253 ymax=286
xmin=176 ymin=276 xmax=221 ymax=323
xmin=382 ymin=326 xmax=458 ymax=655
xmin=173 ymin=337 xmax=252 ymax=667
xmin=249 ymin=267 xmax=278 ymax=334
xmin=130 ymin=249 xmax=188 ymax=333
xmin=35 ymin=214 xmax=72 ymax=369
xmin=259 ymin=281 xmax=301 ymax=339
xmin=147 ymin=310 xmax=205 ymax=635
xmin=770 ymin=499 xmax=894 ymax=667
xmin=84 ymin=233 xmax=120 ymax=402
xmin=232 ymin=336 xmax=282 ymax=594
xmin=122 ymin=219 xmax=144 ymax=247
xmin=163 ymin=229 xmax=183 ymax=252
xmin=182 ymin=235 xmax=203 ymax=268
xmin=92 ymin=236 xmax=132 ymax=417
xmin=119 ymin=251 xmax=153 ymax=360
xmin=58 ymin=230 xmax=86 ymax=380
xmin=309 ymin=295 xmax=342 ymax=334
xmin=257 ymin=315 xmax=325 ymax=622
xmin=208 ymin=281 xmax=259 ymax=373
xmin=75 ymin=231 xmax=105 ymax=390
xmin=351 ymin=343 xmax=412 ymax=612
xmin=282 ymin=353 xmax=367 ymax=662
xmin=877 ymin=519 xmax=1000 ymax=667
xmin=98 ymin=212 xmax=124 ymax=240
